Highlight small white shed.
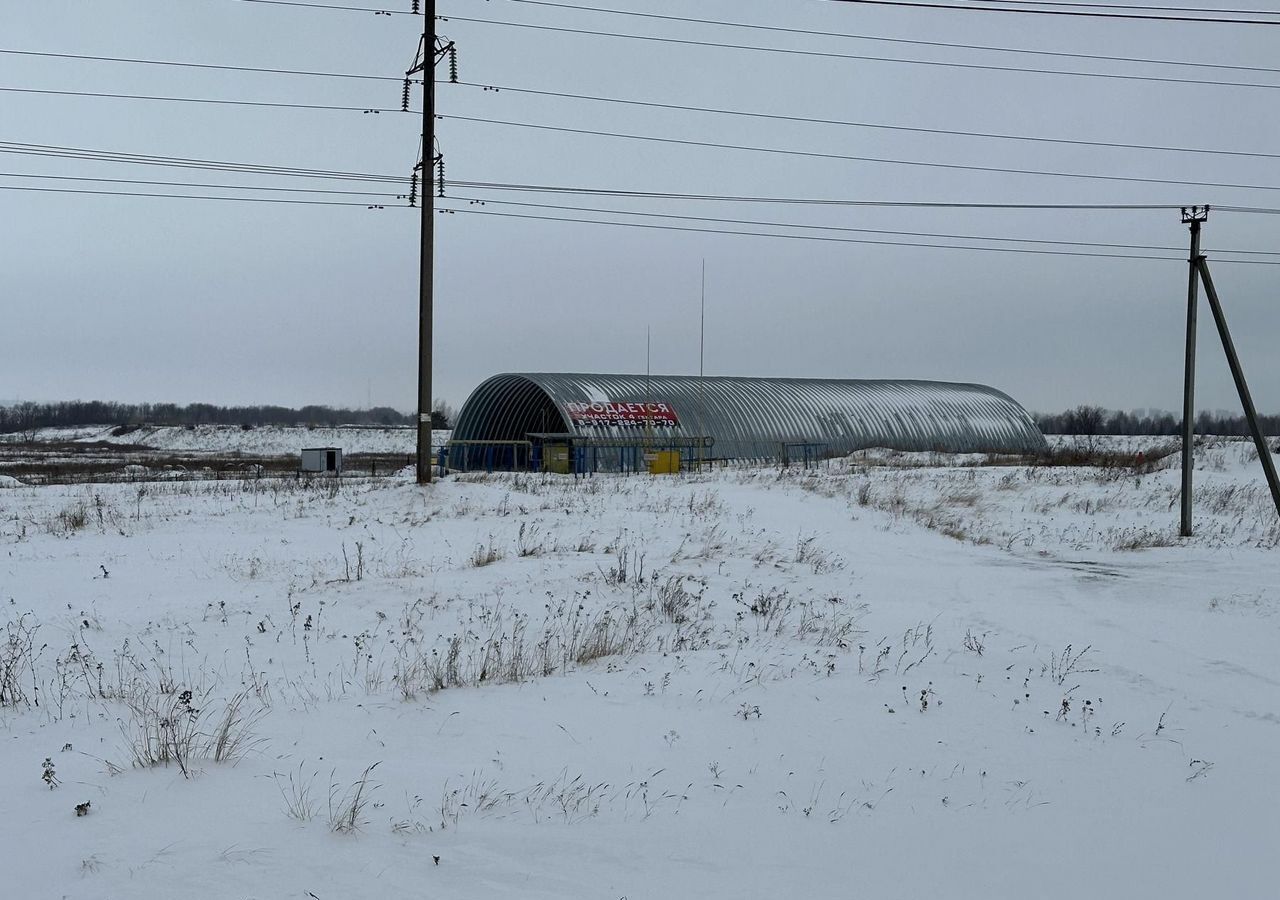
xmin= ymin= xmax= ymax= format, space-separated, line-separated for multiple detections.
xmin=300 ymin=447 xmax=342 ymax=476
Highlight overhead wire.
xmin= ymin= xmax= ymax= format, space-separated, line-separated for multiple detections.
xmin=820 ymin=0 xmax=1280 ymax=25
xmin=444 ymin=180 xmax=1194 ymax=209
xmin=441 ymin=15 xmax=1280 ymax=91
xmin=5 ymin=178 xmax=1275 ymax=263
xmin=224 ymin=0 xmax=420 ymax=13
xmin=0 ymin=48 xmax=416 ymax=82
xmin=0 ymin=85 xmax=415 ymax=114
xmin=0 ymin=140 xmax=409 ymax=184
xmin=0 ymin=184 xmax=397 ymax=206
xmin=8 ymin=73 xmax=1273 ymax=162
xmin=437 ymin=205 xmax=1280 ymax=264
xmin=928 ymin=0 xmax=1280 ymax=15
xmin=218 ymin=0 xmax=1280 ymax=25
xmin=440 ymin=114 xmax=1280 ymax=194
xmin=445 ymin=81 xmax=1280 ymax=162
xmin=446 ymin=193 xmax=1280 ymax=255
xmin=8 ymin=2 xmax=1279 ymax=260
xmin=0 ymin=170 xmax=406 ymax=197
xmin=9 ymin=72 xmax=1272 ymax=162
xmin=493 ymin=0 xmax=1280 ymax=75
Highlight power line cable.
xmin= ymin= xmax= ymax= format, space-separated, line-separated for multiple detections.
xmin=450 ymin=179 xmax=1280 ymax=215
xmin=447 ymin=180 xmax=1195 ymax=209
xmin=0 ymin=48 xmax=416 ymax=83
xmin=449 ymin=80 xmax=1280 ymax=162
xmin=0 ymin=183 xmax=397 ymax=206
xmin=821 ymin=0 xmax=1280 ymax=25
xmin=0 ymin=140 xmax=408 ymax=184
xmin=448 ymin=178 xmax=1280 ymax=216
xmin=3 ymin=178 xmax=1270 ymax=254
xmin=0 ymin=85 xmax=415 ymax=114
xmin=448 ymin=193 xmax=1280 ymax=255
xmin=1220 ymin=204 xmax=1280 ymax=215
xmin=19 ymin=72 xmax=1268 ymax=162
xmin=441 ymin=114 xmax=1280 ymax=194
xmin=940 ymin=1 xmax=1280 ymax=15
xmin=0 ymin=170 xmax=405 ymax=197
xmin=495 ymin=0 xmax=1280 ymax=75
xmin=4 ymin=182 xmax=1271 ymax=257
xmin=225 ymin=0 xmax=419 ymax=13
xmin=444 ymin=15 xmax=1280 ymax=90
xmin=439 ymin=204 xmax=1280 ymax=263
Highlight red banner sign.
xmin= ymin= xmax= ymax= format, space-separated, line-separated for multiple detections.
xmin=566 ymin=401 xmax=680 ymax=429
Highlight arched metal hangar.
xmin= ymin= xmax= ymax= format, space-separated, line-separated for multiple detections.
xmin=448 ymin=373 xmax=1046 ymax=471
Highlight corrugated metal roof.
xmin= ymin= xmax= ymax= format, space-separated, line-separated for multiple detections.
xmin=451 ymin=373 xmax=1046 ymax=460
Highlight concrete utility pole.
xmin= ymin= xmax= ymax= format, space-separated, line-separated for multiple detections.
xmin=1180 ymin=206 xmax=1207 ymax=536
xmin=414 ymin=2 xmax=437 ymax=485
xmin=1195 ymin=258 xmax=1280 ymax=521
xmin=1178 ymin=205 xmax=1280 ymax=533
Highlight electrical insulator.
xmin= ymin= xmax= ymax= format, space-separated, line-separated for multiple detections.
xmin=408 ymin=171 xmax=418 ymax=208
xmin=412 ymin=1 xmax=420 ymax=13
xmin=401 ymin=78 xmax=411 ymax=112
xmin=437 ymin=156 xmax=445 ymax=198
xmin=449 ymin=45 xmax=459 ymax=83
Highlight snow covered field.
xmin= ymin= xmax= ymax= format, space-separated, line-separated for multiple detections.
xmin=1 ymin=443 xmax=1277 ymax=898
xmin=0 ymin=424 xmax=438 ymax=456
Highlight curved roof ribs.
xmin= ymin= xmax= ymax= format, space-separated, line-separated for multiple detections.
xmin=452 ymin=373 xmax=1046 ymax=460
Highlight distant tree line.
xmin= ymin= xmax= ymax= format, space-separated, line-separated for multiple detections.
xmin=1036 ymin=405 xmax=1280 ymax=436
xmin=0 ymin=399 xmax=455 ymax=437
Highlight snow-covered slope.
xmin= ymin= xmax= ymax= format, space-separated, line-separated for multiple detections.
xmin=0 ymin=452 xmax=1275 ymax=898
xmin=1 ymin=424 xmax=446 ymax=455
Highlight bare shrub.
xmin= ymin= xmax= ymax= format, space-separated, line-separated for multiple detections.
xmin=892 ymin=621 xmax=935 ymax=675
xmin=962 ymin=628 xmax=986 ymax=656
xmin=1048 ymin=644 xmax=1099 ymax=685
xmin=439 ymin=773 xmax=514 ymax=828
xmin=393 ymin=599 xmax=656 ymax=698
xmin=652 ymin=576 xmax=697 ymax=624
xmin=272 ymin=763 xmax=319 ymax=821
xmin=119 ymin=687 xmax=265 ymax=778
xmin=329 ymin=762 xmax=381 ymax=833
xmin=736 ymin=587 xmax=793 ymax=637
xmin=1 ymin=615 xmax=40 ymax=708
xmin=49 ymin=501 xmax=89 ymax=535
xmin=794 ymin=535 xmax=843 ymax=574
xmin=470 ymin=536 xmax=504 ymax=567
xmin=1111 ymin=527 xmax=1177 ymax=551
xmin=572 ymin=607 xmax=644 ymax=666
xmin=602 ymin=544 xmax=644 ymax=585
xmin=516 ymin=523 xmax=544 ymax=558
xmin=795 ymin=599 xmax=867 ymax=649
xmin=439 ymin=769 xmax=670 ymax=828
xmin=1032 ymin=443 xmax=1180 ymax=471
xmin=208 ymin=691 xmax=267 ymax=762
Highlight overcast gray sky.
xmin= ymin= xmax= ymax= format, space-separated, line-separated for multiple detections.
xmin=3 ymin=0 xmax=1280 ymax=416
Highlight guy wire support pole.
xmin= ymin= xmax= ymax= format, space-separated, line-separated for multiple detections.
xmin=1180 ymin=205 xmax=1208 ymax=536
xmin=1194 ymin=255 xmax=1280 ymax=523
xmin=415 ymin=1 xmax=437 ymax=485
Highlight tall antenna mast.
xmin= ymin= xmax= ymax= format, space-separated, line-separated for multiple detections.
xmin=646 ymin=324 xmax=653 ymax=435
xmin=700 ymin=258 xmax=706 ymax=379
xmin=646 ymin=325 xmax=651 ymax=393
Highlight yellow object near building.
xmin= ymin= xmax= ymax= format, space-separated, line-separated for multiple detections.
xmin=543 ymin=445 xmax=571 ymax=474
xmin=648 ymin=450 xmax=681 ymax=475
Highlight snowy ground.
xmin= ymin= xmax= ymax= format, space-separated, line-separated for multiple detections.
xmin=1 ymin=442 xmax=1277 ymax=898
xmin=0 ymin=426 xmax=449 ymax=486
xmin=0 ymin=425 xmax=438 ymax=456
